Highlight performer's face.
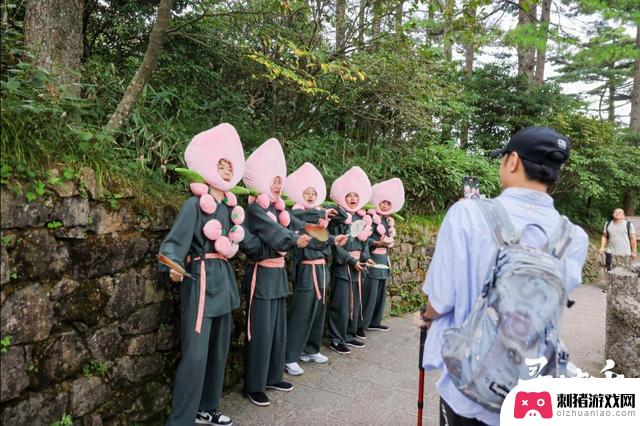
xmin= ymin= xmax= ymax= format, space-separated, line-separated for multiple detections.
xmin=271 ymin=176 xmax=282 ymax=197
xmin=303 ymin=187 xmax=317 ymax=204
xmin=345 ymin=192 xmax=359 ymax=209
xmin=379 ymin=200 xmax=392 ymax=213
xmin=217 ymin=159 xmax=233 ymax=182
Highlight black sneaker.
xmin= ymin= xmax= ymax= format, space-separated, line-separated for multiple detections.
xmin=345 ymin=339 xmax=365 ymax=348
xmin=367 ymin=324 xmax=390 ymax=331
xmin=266 ymin=381 xmax=293 ymax=392
xmin=356 ymin=329 xmax=367 ymax=339
xmin=246 ymin=391 xmax=270 ymax=406
xmin=196 ymin=409 xmax=233 ymax=426
xmin=329 ymin=342 xmax=351 ymax=355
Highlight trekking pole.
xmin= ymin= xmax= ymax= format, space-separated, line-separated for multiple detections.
xmin=417 ymin=307 xmax=427 ymax=426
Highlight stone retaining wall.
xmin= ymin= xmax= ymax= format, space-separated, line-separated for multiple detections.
xmin=604 ymin=256 xmax=640 ymax=378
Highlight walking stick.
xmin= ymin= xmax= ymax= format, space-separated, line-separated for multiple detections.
xmin=417 ymin=309 xmax=427 ymax=426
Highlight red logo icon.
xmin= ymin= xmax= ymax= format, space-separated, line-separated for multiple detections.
xmin=514 ymin=392 xmax=553 ymax=419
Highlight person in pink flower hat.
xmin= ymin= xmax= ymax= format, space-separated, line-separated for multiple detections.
xmin=240 ymin=138 xmax=312 ymax=407
xmin=282 ymin=162 xmax=348 ymax=376
xmin=160 ymin=123 xmax=250 ymax=426
xmin=327 ymin=166 xmax=375 ymax=355
xmin=359 ymin=178 xmax=404 ymax=337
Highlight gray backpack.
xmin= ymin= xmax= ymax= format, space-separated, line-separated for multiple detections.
xmin=441 ymin=199 xmax=574 ymax=412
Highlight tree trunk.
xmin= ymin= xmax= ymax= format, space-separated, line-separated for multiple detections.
xmin=358 ymin=0 xmax=366 ymax=45
xmin=517 ymin=0 xmax=536 ymax=84
xmin=395 ymin=1 xmax=403 ymax=36
xmin=106 ymin=0 xmax=174 ymax=132
xmin=622 ymin=191 xmax=637 ymax=216
xmin=630 ymin=24 xmax=640 ymax=133
xmin=534 ymin=0 xmax=551 ymax=85
xmin=372 ymin=0 xmax=382 ymax=38
xmin=608 ymin=78 xmax=615 ymax=123
xmin=443 ymin=0 xmax=455 ymax=62
xmin=24 ymin=0 xmax=84 ymax=91
xmin=336 ymin=0 xmax=346 ymax=52
xmin=425 ymin=0 xmax=435 ymax=43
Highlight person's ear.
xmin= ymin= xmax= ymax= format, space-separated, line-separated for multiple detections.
xmin=508 ymin=152 xmax=520 ymax=173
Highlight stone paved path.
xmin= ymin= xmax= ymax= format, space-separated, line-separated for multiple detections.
xmin=218 ymin=284 xmax=605 ymax=425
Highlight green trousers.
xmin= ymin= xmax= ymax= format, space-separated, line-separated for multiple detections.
xmin=167 ymin=313 xmax=231 ymax=426
xmin=328 ymin=274 xmax=361 ymax=345
xmin=360 ymin=277 xmax=387 ymax=330
xmin=285 ymin=288 xmax=326 ymax=362
xmin=244 ymin=296 xmax=286 ymax=393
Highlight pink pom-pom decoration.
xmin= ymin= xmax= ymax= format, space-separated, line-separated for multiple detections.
xmin=231 ymin=206 xmax=245 ymax=225
xmin=356 ymin=230 xmax=369 ymax=241
xmin=248 ymin=195 xmax=256 ymax=204
xmin=257 ymin=193 xmax=271 ymax=209
xmin=224 ymin=191 xmax=237 ymax=207
xmin=278 ymin=210 xmax=290 ymax=227
xmin=199 ymin=194 xmax=217 ymax=215
xmin=344 ymin=212 xmax=352 ymax=225
xmin=214 ymin=236 xmax=233 ymax=257
xmin=274 ymin=197 xmax=286 ymax=211
xmin=319 ymin=218 xmax=329 ymax=228
xmin=389 ymin=227 xmax=397 ymax=238
xmin=203 ymin=219 xmax=222 ymax=241
xmin=372 ymin=214 xmax=381 ymax=225
xmin=227 ymin=243 xmax=239 ymax=258
xmin=266 ymin=211 xmax=277 ymax=222
xmin=363 ymin=215 xmax=372 ymax=226
xmin=190 ymin=182 xmax=209 ymax=197
xmin=292 ymin=203 xmax=305 ymax=210
xmin=367 ymin=209 xmax=376 ymax=216
xmin=382 ymin=235 xmax=394 ymax=245
xmin=229 ymin=225 xmax=245 ymax=244
xmin=387 ymin=217 xmax=395 ymax=227
xmin=357 ymin=209 xmax=366 ymax=217
xmin=376 ymin=224 xmax=386 ymax=236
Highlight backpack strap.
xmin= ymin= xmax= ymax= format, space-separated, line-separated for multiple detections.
xmin=475 ymin=199 xmax=517 ymax=247
xmin=627 ymin=220 xmax=632 ymax=240
xmin=605 ymin=220 xmax=611 ymax=238
xmin=544 ymin=216 xmax=573 ymax=259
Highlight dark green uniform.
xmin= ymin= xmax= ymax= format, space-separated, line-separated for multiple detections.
xmin=328 ymin=209 xmax=371 ymax=345
xmin=160 ymin=197 xmax=242 ymax=426
xmin=361 ymin=215 xmax=391 ymax=331
xmin=242 ymin=201 xmax=300 ymax=394
xmin=285 ymin=209 xmax=333 ymax=363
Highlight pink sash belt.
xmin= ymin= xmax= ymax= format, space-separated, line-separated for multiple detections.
xmin=347 ymin=250 xmax=362 ymax=320
xmin=372 ymin=247 xmax=387 ymax=255
xmin=187 ymin=253 xmax=228 ymax=334
xmin=301 ymin=259 xmax=327 ymax=303
xmin=247 ymin=257 xmax=286 ymax=341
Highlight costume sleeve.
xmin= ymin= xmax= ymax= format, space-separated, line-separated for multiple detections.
xmin=422 ymin=201 xmax=469 ymax=315
xmin=289 ymin=210 xmax=307 ymax=232
xmin=238 ymin=224 xmax=263 ymax=259
xmin=333 ymin=245 xmax=358 ymax=266
xmin=158 ymin=198 xmax=198 ymax=271
xmin=360 ymin=238 xmax=371 ymax=262
xmin=246 ymin=202 xmax=299 ymax=252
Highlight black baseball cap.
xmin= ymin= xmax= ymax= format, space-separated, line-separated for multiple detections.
xmin=490 ymin=127 xmax=571 ymax=170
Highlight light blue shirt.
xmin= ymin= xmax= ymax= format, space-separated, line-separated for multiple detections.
xmin=422 ymin=188 xmax=589 ymax=425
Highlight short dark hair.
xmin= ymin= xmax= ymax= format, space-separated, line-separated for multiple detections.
xmin=520 ymin=150 xmax=566 ymax=184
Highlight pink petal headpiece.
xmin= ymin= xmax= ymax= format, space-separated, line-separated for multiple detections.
xmin=330 ymin=166 xmax=372 ymax=213
xmin=184 ymin=123 xmax=245 ymax=191
xmin=243 ymin=138 xmax=287 ymax=202
xmin=371 ymin=178 xmax=405 ymax=215
xmin=284 ymin=162 xmax=326 ymax=209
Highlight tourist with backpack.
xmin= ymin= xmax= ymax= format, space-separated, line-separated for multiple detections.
xmin=414 ymin=127 xmax=589 ymax=425
xmin=599 ymin=208 xmax=637 ymax=271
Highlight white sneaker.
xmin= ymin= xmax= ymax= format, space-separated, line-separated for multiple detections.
xmin=299 ymin=352 xmax=329 ymax=363
xmin=284 ymin=362 xmax=304 ymax=376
